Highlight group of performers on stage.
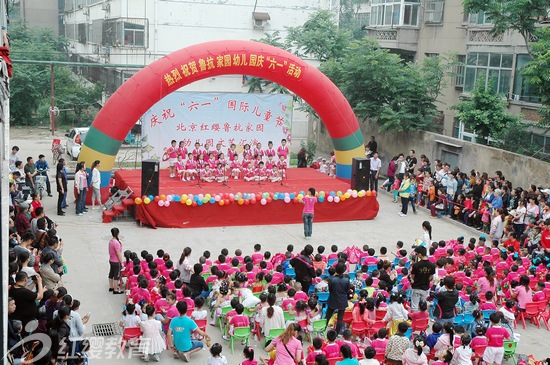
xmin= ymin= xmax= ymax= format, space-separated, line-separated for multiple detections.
xmin=163 ymin=139 xmax=290 ymax=183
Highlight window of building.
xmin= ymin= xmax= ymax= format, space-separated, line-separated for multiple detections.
xmin=102 ymin=18 xmax=148 ymax=48
xmin=454 ymin=54 xmax=465 ymax=88
xmin=65 ymin=24 xmax=77 ymax=41
xmin=370 ymin=0 xmax=419 ymax=26
xmin=78 ymin=23 xmax=87 ymax=44
xmin=468 ymin=11 xmax=492 ymax=25
xmin=464 ymin=52 xmax=512 ymax=94
xmin=513 ymin=54 xmax=541 ymax=103
xmin=424 ymin=0 xmax=444 ymax=23
xmin=531 ymin=133 xmax=550 ymax=155
xmin=425 ymin=53 xmax=439 ymax=57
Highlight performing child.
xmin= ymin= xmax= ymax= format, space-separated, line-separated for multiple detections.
xmin=164 ymin=139 xmax=178 ymax=178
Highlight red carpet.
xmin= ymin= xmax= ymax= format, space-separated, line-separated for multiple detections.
xmin=114 ymin=168 xmax=379 ymax=228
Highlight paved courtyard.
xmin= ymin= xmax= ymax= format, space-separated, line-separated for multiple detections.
xmin=10 ymin=127 xmax=547 ymax=364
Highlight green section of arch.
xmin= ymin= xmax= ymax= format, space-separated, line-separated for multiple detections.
xmin=84 ymin=126 xmax=123 ymax=157
xmin=331 ymin=129 xmax=364 ymax=151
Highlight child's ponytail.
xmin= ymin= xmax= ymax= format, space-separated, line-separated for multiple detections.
xmin=243 ymin=346 xmax=254 ymax=361
xmin=413 ymin=335 xmax=426 ymax=356
xmin=443 ymin=322 xmax=455 ymax=346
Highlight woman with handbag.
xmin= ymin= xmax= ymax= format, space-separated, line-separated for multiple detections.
xmin=264 ymin=323 xmax=303 ymax=365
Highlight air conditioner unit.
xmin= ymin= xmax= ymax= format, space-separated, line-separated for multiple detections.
xmin=93 ymin=44 xmax=100 ymax=54
xmin=254 ymin=19 xmax=269 ymax=29
xmin=252 ymin=12 xmax=270 ymax=30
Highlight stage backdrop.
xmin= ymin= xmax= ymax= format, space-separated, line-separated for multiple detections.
xmin=141 ymin=92 xmax=293 ymax=167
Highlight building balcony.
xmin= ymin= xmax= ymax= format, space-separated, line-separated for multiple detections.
xmin=365 ymin=26 xmax=419 ymax=52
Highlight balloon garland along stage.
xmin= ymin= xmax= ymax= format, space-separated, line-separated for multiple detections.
xmin=114 ymin=168 xmax=379 ymax=228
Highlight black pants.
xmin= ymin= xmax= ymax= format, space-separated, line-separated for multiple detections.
xmin=300 ymin=280 xmax=312 ymax=295
xmin=325 ymin=306 xmax=345 ymax=335
xmin=369 ymin=171 xmax=378 ymax=191
xmin=38 ymin=171 xmax=51 ymax=195
xmin=57 ymin=191 xmax=65 ymax=213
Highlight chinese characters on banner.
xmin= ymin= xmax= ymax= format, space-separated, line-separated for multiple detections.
xmin=141 ymin=92 xmax=293 ymax=167
xmin=162 ymin=53 xmax=303 ymax=89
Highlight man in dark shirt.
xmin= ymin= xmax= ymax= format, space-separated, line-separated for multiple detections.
xmin=434 ymin=276 xmax=459 ymax=323
xmin=406 ymin=149 xmax=417 ymax=174
xmin=366 ymin=136 xmax=377 ymax=153
xmin=410 ymin=246 xmax=435 ymax=311
xmin=9 ymin=271 xmax=44 ymax=331
xmin=56 ymin=159 xmax=68 ymax=216
xmin=23 ymin=157 xmax=36 ymax=192
xmin=187 ymin=263 xmax=209 ymax=298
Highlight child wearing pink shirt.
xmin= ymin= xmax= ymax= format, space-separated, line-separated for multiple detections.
xmin=512 ymin=276 xmax=533 ymax=311
xmin=224 ymin=303 xmax=250 ymax=339
xmin=483 ymin=313 xmax=511 ymax=365
xmin=323 ymin=330 xmax=341 ymax=359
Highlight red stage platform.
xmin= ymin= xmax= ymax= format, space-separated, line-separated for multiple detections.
xmin=114 ymin=168 xmax=379 ymax=228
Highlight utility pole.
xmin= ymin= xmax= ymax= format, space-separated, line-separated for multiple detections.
xmin=50 ymin=64 xmax=56 ymax=135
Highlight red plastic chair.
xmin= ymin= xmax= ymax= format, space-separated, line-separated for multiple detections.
xmin=374 ymin=352 xmax=385 ymax=365
xmin=351 ymin=321 xmax=368 ymax=338
xmin=411 ymin=317 xmax=429 ymax=334
xmin=327 ymin=357 xmax=343 ymax=365
xmin=472 ymin=344 xmax=487 ymax=365
xmin=375 ymin=310 xmax=386 ymax=321
xmin=367 ymin=320 xmax=386 ymax=337
xmin=343 ymin=310 xmax=353 ymax=326
xmin=516 ymin=302 xmax=542 ymax=329
xmin=120 ymin=327 xmax=142 ymax=355
xmin=538 ymin=302 xmax=550 ymax=331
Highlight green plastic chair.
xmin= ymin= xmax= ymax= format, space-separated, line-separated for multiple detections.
xmin=503 ymin=341 xmax=517 ymax=365
xmin=230 ymin=326 xmax=251 ymax=354
xmin=264 ymin=328 xmax=285 ymax=348
xmin=284 ymin=311 xmax=295 ymax=322
xmin=218 ymin=306 xmax=232 ymax=334
xmin=311 ymin=319 xmax=328 ymax=338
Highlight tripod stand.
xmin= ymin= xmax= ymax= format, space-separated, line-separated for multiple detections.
xmin=279 ymin=169 xmax=289 ymax=187
xmin=219 ymin=162 xmax=230 ymax=188
xmin=191 ymin=161 xmax=203 ymax=188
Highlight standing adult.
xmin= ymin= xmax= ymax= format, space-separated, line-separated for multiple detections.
xmin=74 ymin=162 xmax=88 ymax=216
xmin=9 ymin=271 xmax=44 ymax=330
xmin=396 ymin=154 xmax=406 ymax=182
xmin=398 ymin=173 xmax=412 ymax=217
xmin=512 ymin=199 xmax=527 ymax=238
xmin=24 ymin=156 xmax=37 ymax=193
xmin=367 ymin=136 xmax=377 ymax=153
xmin=108 ymin=227 xmax=124 ymax=294
xmin=369 ymin=152 xmax=381 ymax=192
xmin=301 ymin=187 xmax=317 ymax=239
xmin=56 ymin=160 xmax=67 ymax=216
xmin=297 ymin=148 xmax=307 ymax=168
xmin=405 ymin=150 xmax=417 ymax=175
xmin=168 ymin=301 xmax=210 ymax=362
xmin=325 ymin=262 xmax=351 ymax=335
xmin=410 ymin=246 xmax=435 ymax=311
xmin=290 ymin=244 xmax=316 ymax=294
xmin=60 ymin=158 xmax=69 ymax=209
xmin=35 ymin=154 xmax=52 ymax=197
xmin=90 ymin=160 xmax=103 ymax=209
xmin=383 ymin=156 xmax=398 ymax=192
xmin=489 ymin=208 xmax=505 ymax=244
xmin=177 ymin=247 xmax=193 ymax=285
xmin=9 ymin=146 xmax=19 ymax=172
xmin=264 ymin=323 xmax=303 ymax=365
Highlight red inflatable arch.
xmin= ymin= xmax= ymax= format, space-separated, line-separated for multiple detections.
xmin=80 ymin=40 xmax=365 ymax=191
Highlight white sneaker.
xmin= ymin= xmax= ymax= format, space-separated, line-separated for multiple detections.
xmin=187 ymin=177 xmax=191 ymax=181
xmin=398 ymin=212 xmax=407 ymax=217
xmin=234 ymin=177 xmax=238 ymax=180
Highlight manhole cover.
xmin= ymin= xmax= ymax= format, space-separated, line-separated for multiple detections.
xmin=92 ymin=323 xmax=121 ymax=337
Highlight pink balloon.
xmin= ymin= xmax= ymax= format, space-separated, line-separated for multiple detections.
xmin=284 ymin=197 xmax=291 ymax=203
xmin=334 ymin=196 xmax=340 ymax=203
xmin=164 ymin=201 xmax=171 ymax=207
xmin=260 ymin=198 xmax=267 ymax=205
xmin=215 ymin=195 xmax=221 ymax=202
xmin=166 ymin=194 xmax=173 ymax=202
xmin=327 ymin=196 xmax=334 ymax=202
xmin=158 ymin=200 xmax=165 ymax=207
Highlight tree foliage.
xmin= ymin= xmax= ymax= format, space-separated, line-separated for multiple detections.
xmin=522 ymin=28 xmax=550 ymax=126
xmin=320 ymin=39 xmax=451 ymax=132
xmin=463 ymin=0 xmax=547 ymax=56
xmin=286 ymin=10 xmax=351 ymax=61
xmin=453 ymin=78 xmax=519 ymax=143
xmin=10 ymin=22 xmax=103 ymax=126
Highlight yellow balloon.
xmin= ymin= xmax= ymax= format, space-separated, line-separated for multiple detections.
xmin=337 ymin=191 xmax=343 ymax=197
xmin=297 ymin=194 xmax=304 ymax=199
xmin=344 ymin=192 xmax=351 ymax=199
xmin=205 ymin=193 xmax=211 ymax=200
xmin=186 ymin=199 xmax=192 ymax=206
xmin=181 ymin=194 xmax=188 ymax=202
xmin=144 ymin=197 xmax=151 ymax=204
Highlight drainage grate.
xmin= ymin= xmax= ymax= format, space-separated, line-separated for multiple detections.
xmin=92 ymin=323 xmax=121 ymax=337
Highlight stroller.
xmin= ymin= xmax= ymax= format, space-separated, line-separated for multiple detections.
xmin=34 ymin=175 xmax=47 ymax=199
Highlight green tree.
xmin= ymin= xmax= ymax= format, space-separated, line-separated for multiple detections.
xmin=453 ymin=78 xmax=519 ymax=144
xmin=522 ymin=27 xmax=550 ymax=125
xmin=463 ymin=0 xmax=547 ymax=57
xmin=320 ymin=38 xmax=450 ymax=132
xmin=9 ymin=22 xmax=103 ymax=126
xmin=286 ymin=10 xmax=351 ymax=61
xmin=339 ymin=0 xmax=369 ymax=39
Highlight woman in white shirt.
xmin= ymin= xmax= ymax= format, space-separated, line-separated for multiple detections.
xmin=512 ymin=199 xmax=527 ymax=238
xmin=260 ymin=293 xmax=285 ymax=336
xmin=90 ymin=160 xmax=102 ymax=209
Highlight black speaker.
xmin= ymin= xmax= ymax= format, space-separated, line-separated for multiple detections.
xmin=142 ymin=159 xmax=159 ymax=197
xmin=351 ymin=157 xmax=370 ymax=191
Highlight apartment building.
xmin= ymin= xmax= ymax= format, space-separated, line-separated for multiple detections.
xmin=360 ymin=0 xmax=549 ymax=155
